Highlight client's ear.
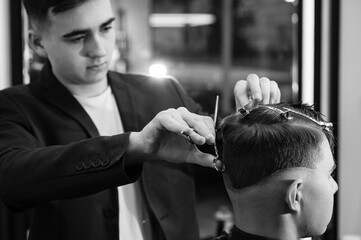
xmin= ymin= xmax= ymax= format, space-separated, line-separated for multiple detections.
xmin=285 ymin=179 xmax=303 ymax=212
xmin=28 ymin=30 xmax=47 ymax=58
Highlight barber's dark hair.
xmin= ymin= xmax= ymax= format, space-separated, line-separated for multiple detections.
xmin=23 ymin=0 xmax=89 ymax=29
xmin=219 ymin=102 xmax=335 ymax=190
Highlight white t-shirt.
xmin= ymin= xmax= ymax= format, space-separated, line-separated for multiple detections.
xmin=75 ymin=86 xmax=150 ymax=240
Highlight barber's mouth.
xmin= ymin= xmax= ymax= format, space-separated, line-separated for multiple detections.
xmin=87 ymin=62 xmax=107 ymax=70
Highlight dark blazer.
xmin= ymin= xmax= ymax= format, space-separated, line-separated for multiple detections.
xmin=213 ymin=226 xmax=275 ymax=240
xmin=0 ymin=63 xmax=201 ymax=240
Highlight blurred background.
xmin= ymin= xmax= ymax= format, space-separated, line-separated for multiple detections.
xmin=1 ymin=0 xmax=361 ymax=239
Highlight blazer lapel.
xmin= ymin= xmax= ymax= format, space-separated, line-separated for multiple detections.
xmin=108 ymin=72 xmax=140 ymax=132
xmin=36 ymin=63 xmax=99 ymax=138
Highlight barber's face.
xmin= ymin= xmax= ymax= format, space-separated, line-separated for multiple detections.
xmin=39 ymin=0 xmax=116 ymax=86
xmin=301 ymin=138 xmax=338 ymax=237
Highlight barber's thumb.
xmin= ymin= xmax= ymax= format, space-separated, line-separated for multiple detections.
xmin=187 ymin=151 xmax=214 ymax=168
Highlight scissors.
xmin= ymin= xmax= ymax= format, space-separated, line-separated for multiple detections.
xmin=180 ymin=95 xmax=225 ymax=172
xmin=212 ymin=95 xmax=225 ymax=172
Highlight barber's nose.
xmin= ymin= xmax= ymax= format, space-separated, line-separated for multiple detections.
xmin=82 ymin=35 xmax=106 ymax=58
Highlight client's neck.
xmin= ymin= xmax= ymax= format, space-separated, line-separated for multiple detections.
xmin=228 ymin=185 xmax=299 ymax=240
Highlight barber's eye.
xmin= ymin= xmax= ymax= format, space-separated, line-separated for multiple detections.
xmin=67 ymin=36 xmax=85 ymax=43
xmin=102 ymin=25 xmax=113 ymax=32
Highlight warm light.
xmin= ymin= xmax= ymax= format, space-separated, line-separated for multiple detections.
xmin=149 ymin=63 xmax=168 ymax=77
xmin=149 ymin=14 xmax=216 ymax=28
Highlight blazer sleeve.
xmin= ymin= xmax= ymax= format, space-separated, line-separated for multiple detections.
xmin=0 ymin=93 xmax=141 ymax=211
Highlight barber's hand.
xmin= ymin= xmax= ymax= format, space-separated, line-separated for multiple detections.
xmin=234 ymin=73 xmax=281 ymax=110
xmin=127 ymin=107 xmax=215 ymax=168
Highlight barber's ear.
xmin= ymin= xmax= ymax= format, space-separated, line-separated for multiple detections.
xmin=28 ymin=30 xmax=47 ymax=58
xmin=285 ymin=179 xmax=303 ymax=212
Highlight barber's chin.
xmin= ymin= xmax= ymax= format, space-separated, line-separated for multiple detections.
xmin=86 ymin=71 xmax=107 ymax=83
xmin=86 ymin=64 xmax=108 ymax=75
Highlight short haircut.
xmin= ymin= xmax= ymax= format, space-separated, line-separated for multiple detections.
xmin=23 ymin=0 xmax=89 ymax=30
xmin=219 ymin=103 xmax=335 ymax=190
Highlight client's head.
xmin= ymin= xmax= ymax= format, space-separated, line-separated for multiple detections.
xmin=219 ymin=103 xmax=338 ymax=239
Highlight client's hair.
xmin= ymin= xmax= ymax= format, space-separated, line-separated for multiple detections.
xmin=23 ymin=0 xmax=89 ymax=30
xmin=219 ymin=103 xmax=334 ymax=190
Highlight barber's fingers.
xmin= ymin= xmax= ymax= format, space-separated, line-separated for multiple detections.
xmin=270 ymin=81 xmax=281 ymax=104
xmin=156 ymin=108 xmax=216 ymax=168
xmin=185 ymin=150 xmax=215 ymax=168
xmin=176 ymin=107 xmax=215 ymax=145
xmin=154 ymin=109 xmax=203 ymax=146
xmin=155 ymin=108 xmax=215 ymax=145
xmin=260 ymin=77 xmax=281 ymax=104
xmin=234 ymin=80 xmax=248 ymax=110
xmin=234 ymin=74 xmax=282 ymax=109
xmin=166 ymin=109 xmax=207 ymax=145
xmin=246 ymin=74 xmax=262 ymax=102
xmin=234 ymin=74 xmax=262 ymax=109
xmin=259 ymin=77 xmax=270 ymax=104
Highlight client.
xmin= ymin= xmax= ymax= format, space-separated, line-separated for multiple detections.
xmin=215 ymin=103 xmax=338 ymax=240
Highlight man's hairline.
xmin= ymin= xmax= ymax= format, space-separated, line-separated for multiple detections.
xmin=29 ymin=6 xmax=59 ymax=34
xmin=223 ymin=143 xmax=324 ymax=193
xmin=29 ymin=1 xmax=87 ymax=33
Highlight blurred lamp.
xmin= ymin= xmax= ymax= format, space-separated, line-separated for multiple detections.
xmin=149 ymin=14 xmax=216 ymax=28
xmin=149 ymin=63 xmax=168 ymax=77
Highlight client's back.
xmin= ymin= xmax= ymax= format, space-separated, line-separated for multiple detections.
xmin=217 ymin=103 xmax=338 ymax=240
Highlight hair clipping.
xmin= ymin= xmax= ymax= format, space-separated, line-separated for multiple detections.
xmin=320 ymin=122 xmax=333 ymax=132
xmin=282 ymin=107 xmax=333 ymax=132
xmin=263 ymin=106 xmax=293 ymax=120
xmin=236 ymin=99 xmax=261 ymax=118
xmin=237 ymin=107 xmax=250 ymax=118
xmin=280 ymin=111 xmax=293 ymax=120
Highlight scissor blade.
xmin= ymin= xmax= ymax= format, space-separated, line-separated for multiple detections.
xmin=213 ymin=95 xmax=219 ymax=126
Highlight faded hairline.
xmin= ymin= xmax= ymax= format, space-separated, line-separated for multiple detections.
xmin=223 ymin=156 xmax=321 ymax=194
xmin=28 ymin=16 xmax=51 ymax=33
xmin=24 ymin=0 xmax=91 ymax=32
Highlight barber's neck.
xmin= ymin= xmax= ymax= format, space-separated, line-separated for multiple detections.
xmin=57 ymin=76 xmax=109 ymax=98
